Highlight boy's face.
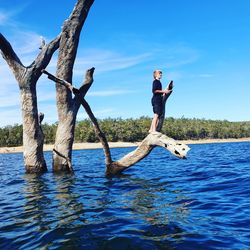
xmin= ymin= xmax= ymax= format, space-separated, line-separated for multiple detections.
xmin=155 ymin=71 xmax=162 ymax=80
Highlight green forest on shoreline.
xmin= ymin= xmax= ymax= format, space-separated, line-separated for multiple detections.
xmin=1 ymin=117 xmax=250 ymax=147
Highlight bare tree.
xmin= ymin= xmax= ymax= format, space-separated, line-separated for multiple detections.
xmin=0 ymin=33 xmax=60 ymax=173
xmin=42 ymin=70 xmax=190 ymax=176
xmin=0 ymin=0 xmax=94 ymax=173
xmin=52 ymin=0 xmax=94 ymax=172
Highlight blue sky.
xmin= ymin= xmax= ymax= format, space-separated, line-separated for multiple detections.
xmin=0 ymin=0 xmax=250 ymax=127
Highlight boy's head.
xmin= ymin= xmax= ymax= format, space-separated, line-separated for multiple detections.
xmin=153 ymin=70 xmax=162 ymax=80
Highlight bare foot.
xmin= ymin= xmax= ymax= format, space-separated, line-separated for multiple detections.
xmin=149 ymin=130 xmax=157 ymax=134
xmin=151 ymin=131 xmax=160 ymax=135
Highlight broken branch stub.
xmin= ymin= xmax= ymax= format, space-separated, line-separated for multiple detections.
xmin=147 ymin=132 xmax=190 ymax=159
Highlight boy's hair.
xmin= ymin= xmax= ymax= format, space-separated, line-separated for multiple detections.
xmin=153 ymin=70 xmax=162 ymax=79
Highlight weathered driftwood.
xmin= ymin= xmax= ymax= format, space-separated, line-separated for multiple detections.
xmin=108 ymin=132 xmax=190 ymax=175
xmin=42 ymin=70 xmax=190 ymax=176
xmin=0 ymin=33 xmax=60 ymax=173
xmin=52 ymin=0 xmax=94 ymax=172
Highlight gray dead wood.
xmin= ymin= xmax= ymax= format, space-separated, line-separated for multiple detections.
xmin=52 ymin=0 xmax=95 ymax=172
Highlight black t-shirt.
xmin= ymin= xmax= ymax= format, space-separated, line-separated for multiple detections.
xmin=152 ymin=79 xmax=162 ymax=105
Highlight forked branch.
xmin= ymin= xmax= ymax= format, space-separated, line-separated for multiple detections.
xmin=42 ymin=68 xmax=112 ymax=166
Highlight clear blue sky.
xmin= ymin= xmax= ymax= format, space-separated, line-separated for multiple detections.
xmin=1 ymin=0 xmax=250 ymax=126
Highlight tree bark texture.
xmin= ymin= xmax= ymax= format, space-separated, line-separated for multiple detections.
xmin=20 ymin=85 xmax=46 ymax=173
xmin=0 ymin=33 xmax=60 ymax=173
xmin=53 ymin=0 xmax=95 ymax=172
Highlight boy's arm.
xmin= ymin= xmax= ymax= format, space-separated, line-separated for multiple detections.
xmin=154 ymin=89 xmax=172 ymax=94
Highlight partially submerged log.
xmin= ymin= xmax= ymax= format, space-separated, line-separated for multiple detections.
xmin=42 ymin=69 xmax=190 ymax=176
xmin=107 ymin=132 xmax=190 ymax=175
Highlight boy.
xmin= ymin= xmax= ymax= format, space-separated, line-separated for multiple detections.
xmin=149 ymin=70 xmax=173 ymax=133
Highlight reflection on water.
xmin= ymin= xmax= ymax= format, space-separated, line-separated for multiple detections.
xmin=22 ymin=173 xmax=86 ymax=248
xmin=0 ymin=143 xmax=250 ymax=249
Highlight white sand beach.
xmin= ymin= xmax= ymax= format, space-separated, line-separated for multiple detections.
xmin=1 ymin=138 xmax=250 ymax=154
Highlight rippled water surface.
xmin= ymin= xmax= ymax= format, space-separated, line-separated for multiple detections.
xmin=0 ymin=142 xmax=250 ymax=249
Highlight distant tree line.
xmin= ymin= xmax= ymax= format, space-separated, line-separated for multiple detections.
xmin=1 ymin=117 xmax=250 ymax=147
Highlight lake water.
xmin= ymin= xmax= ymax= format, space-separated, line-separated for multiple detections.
xmin=0 ymin=142 xmax=250 ymax=249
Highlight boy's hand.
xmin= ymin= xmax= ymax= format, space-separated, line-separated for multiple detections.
xmin=163 ymin=89 xmax=172 ymax=96
xmin=166 ymin=89 xmax=173 ymax=93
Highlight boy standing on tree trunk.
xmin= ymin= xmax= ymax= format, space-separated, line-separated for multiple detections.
xmin=149 ymin=70 xmax=173 ymax=133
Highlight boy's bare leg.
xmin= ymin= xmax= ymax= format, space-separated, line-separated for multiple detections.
xmin=149 ymin=114 xmax=159 ymax=133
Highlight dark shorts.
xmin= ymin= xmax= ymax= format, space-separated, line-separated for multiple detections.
xmin=153 ymin=104 xmax=163 ymax=115
xmin=151 ymin=97 xmax=163 ymax=115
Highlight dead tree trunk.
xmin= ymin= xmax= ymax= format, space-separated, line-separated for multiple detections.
xmin=53 ymin=0 xmax=94 ymax=172
xmin=42 ymin=70 xmax=190 ymax=176
xmin=0 ymin=33 xmax=60 ymax=173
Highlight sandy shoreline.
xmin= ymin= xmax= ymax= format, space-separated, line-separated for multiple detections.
xmin=1 ymin=138 xmax=250 ymax=154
